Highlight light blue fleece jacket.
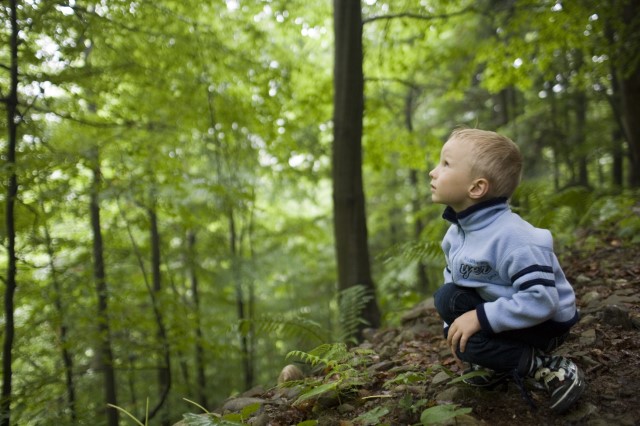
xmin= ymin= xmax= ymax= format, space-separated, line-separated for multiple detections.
xmin=440 ymin=198 xmax=579 ymax=334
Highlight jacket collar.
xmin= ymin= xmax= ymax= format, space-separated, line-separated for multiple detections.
xmin=442 ymin=197 xmax=509 ymax=230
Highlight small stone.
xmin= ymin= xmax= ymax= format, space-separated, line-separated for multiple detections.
xmin=580 ymin=290 xmax=601 ymax=305
xmin=242 ymin=385 xmax=265 ymax=398
xmin=579 ymin=328 xmax=597 ymax=345
xmin=278 ymin=364 xmax=305 ymax=384
xmin=248 ymin=413 xmax=271 ymax=426
xmin=435 ymin=386 xmax=464 ymax=403
xmin=600 ymin=305 xmax=633 ymax=330
xmin=337 ymin=403 xmax=355 ymax=414
xmin=367 ymin=360 xmax=397 ymax=372
xmin=575 ymin=274 xmax=591 ymax=284
xmin=432 ymin=371 xmax=452 ymax=385
xmin=222 ymin=397 xmax=265 ymax=413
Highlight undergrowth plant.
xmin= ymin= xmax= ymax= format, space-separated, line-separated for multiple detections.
xmin=338 ymin=284 xmax=374 ymax=344
xmin=285 ymin=343 xmax=374 ymax=406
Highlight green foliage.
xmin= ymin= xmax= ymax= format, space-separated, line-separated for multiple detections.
xmin=285 ymin=343 xmax=375 ymax=406
xmin=515 ymin=183 xmax=640 ymax=247
xmin=383 ymin=371 xmax=429 ymax=388
xmin=354 ymin=405 xmax=390 ymax=425
xmin=1 ymin=0 xmax=638 ymax=424
xmin=338 ymin=284 xmax=374 ymax=343
xmin=178 ymin=399 xmax=260 ymax=426
xmin=515 ymin=183 xmax=595 ymax=234
xmin=180 ymin=413 xmax=243 ymax=426
xmin=383 ymin=240 xmax=443 ymax=264
xmin=286 ymin=343 xmax=351 ymax=371
xmin=581 ymin=191 xmax=640 ymax=244
xmin=239 ymin=315 xmax=329 ymax=346
xmin=420 ymin=404 xmax=472 ymax=425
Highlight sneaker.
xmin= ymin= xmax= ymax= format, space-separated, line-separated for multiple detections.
xmin=462 ymin=363 xmax=509 ymax=388
xmin=532 ymin=356 xmax=586 ymax=413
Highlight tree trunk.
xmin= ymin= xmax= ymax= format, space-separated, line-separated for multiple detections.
xmin=571 ymin=50 xmax=589 ymax=187
xmin=43 ymin=218 xmax=77 ymax=422
xmin=618 ymin=0 xmax=640 ymax=187
xmin=188 ymin=231 xmax=208 ymax=409
xmin=332 ymin=0 xmax=381 ymax=340
xmin=574 ymin=88 xmax=589 ymax=187
xmin=404 ymin=87 xmax=429 ymax=294
xmin=229 ymin=210 xmax=253 ymax=390
xmin=148 ymin=206 xmax=171 ymax=426
xmin=1 ymin=1 xmax=19 ymax=424
xmin=89 ymin=149 xmax=119 ymax=426
xmin=620 ymin=67 xmax=640 ymax=187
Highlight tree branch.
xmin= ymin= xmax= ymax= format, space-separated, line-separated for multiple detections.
xmin=363 ymin=7 xmax=475 ymax=25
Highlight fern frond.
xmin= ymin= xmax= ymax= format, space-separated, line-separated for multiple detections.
xmin=238 ymin=314 xmax=330 ymax=345
xmin=338 ymin=285 xmax=372 ymax=343
xmin=379 ymin=240 xmax=442 ymax=264
xmin=286 ymin=343 xmax=350 ymax=370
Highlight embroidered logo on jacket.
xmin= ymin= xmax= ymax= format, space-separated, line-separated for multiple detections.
xmin=459 ymin=262 xmax=493 ymax=279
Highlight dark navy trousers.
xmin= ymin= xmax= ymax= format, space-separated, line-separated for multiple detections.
xmin=433 ymin=282 xmax=570 ymax=374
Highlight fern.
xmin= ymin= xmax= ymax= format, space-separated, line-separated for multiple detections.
xmin=238 ymin=315 xmax=329 ymax=345
xmin=338 ymin=284 xmax=372 ymax=343
xmin=380 ymin=240 xmax=442 ymax=264
xmin=515 ymin=182 xmax=594 ymax=228
xmin=285 ymin=343 xmax=374 ymax=406
xmin=286 ymin=343 xmax=349 ymax=370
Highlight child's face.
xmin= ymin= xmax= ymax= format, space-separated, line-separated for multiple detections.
xmin=429 ymin=137 xmax=476 ymax=212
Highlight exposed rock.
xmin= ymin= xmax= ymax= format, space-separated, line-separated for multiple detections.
xmin=599 ymin=304 xmax=634 ymax=330
xmin=221 ymin=397 xmax=265 ymax=413
xmin=277 ymin=364 xmax=305 ymax=384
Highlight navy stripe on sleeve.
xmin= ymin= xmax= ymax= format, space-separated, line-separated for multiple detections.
xmin=520 ymin=279 xmax=556 ymax=290
xmin=511 ymin=265 xmax=553 ymax=283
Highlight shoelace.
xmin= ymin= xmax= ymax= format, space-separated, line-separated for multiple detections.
xmin=511 ymin=369 xmax=537 ymax=411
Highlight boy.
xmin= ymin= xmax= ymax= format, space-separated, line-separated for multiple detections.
xmin=429 ymin=128 xmax=585 ymax=413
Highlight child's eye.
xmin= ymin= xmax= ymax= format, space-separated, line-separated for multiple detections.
xmin=443 ymin=161 xmax=449 ymax=167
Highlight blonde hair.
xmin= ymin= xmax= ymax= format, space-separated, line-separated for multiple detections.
xmin=449 ymin=128 xmax=523 ymax=198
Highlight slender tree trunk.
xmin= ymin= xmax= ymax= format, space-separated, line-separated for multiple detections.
xmin=608 ymin=61 xmax=625 ymax=187
xmin=404 ymin=87 xmax=429 ymax=294
xmin=89 ymin=149 xmax=119 ymax=426
xmin=43 ymin=219 xmax=77 ymax=422
xmin=572 ymin=50 xmax=589 ymax=187
xmin=618 ymin=0 xmax=640 ymax=187
xmin=229 ymin=210 xmax=253 ymax=390
xmin=187 ymin=231 xmax=207 ymax=408
xmin=148 ymin=206 xmax=171 ymax=426
xmin=332 ymin=0 xmax=381 ymax=340
xmin=1 ymin=1 xmax=19 ymax=424
xmin=574 ymin=89 xmax=589 ymax=187
xmin=620 ymin=67 xmax=640 ymax=187
xmin=118 ymin=199 xmax=170 ymax=423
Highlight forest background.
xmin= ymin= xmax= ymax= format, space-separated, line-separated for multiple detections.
xmin=1 ymin=0 xmax=639 ymax=425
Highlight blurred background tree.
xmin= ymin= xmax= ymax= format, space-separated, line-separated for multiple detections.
xmin=1 ymin=0 xmax=638 ymax=424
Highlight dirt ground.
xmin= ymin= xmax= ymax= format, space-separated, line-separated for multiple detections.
xmin=186 ymin=240 xmax=640 ymax=426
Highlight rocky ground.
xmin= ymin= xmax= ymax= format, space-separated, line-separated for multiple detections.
xmin=178 ymin=240 xmax=640 ymax=426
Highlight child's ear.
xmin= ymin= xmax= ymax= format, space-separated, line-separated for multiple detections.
xmin=469 ymin=178 xmax=489 ymax=199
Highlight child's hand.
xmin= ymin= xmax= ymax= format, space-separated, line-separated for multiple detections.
xmin=447 ymin=310 xmax=481 ymax=358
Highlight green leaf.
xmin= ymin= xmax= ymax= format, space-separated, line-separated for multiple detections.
xmin=293 ymin=381 xmax=339 ymax=405
xmin=354 ymin=406 xmax=390 ymax=425
xmin=448 ymin=369 xmax=491 ymax=384
xmin=239 ymin=402 xmax=261 ymax=419
xmin=420 ymin=404 xmax=472 ymax=425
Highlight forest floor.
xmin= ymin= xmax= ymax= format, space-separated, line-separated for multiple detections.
xmin=179 ymin=237 xmax=640 ymax=426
